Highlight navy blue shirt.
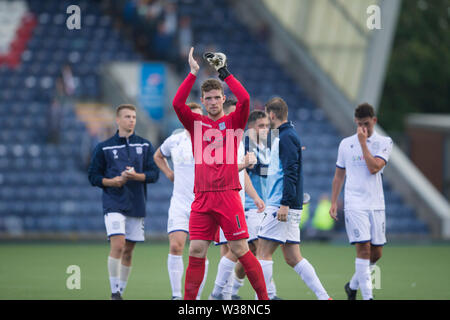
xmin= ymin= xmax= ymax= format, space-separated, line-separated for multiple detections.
xmin=88 ymin=131 xmax=159 ymax=217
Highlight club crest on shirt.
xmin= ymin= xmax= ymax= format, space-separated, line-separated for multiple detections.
xmin=136 ymin=146 xmax=143 ymax=154
xmin=112 ymin=149 xmax=118 ymax=159
xmin=219 ymin=122 xmax=226 ymax=130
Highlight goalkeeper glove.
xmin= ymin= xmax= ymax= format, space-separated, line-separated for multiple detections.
xmin=203 ymin=52 xmax=231 ymax=81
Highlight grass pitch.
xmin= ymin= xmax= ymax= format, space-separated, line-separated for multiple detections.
xmin=0 ymin=241 xmax=449 ymax=300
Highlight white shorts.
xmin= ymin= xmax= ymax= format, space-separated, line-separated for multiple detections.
xmin=215 ymin=209 xmax=263 ymax=245
xmin=344 ymin=209 xmax=386 ymax=245
xmin=246 ymin=209 xmax=265 ymax=242
xmin=104 ymin=212 xmax=145 ymax=242
xmin=167 ymin=197 xmax=191 ymax=234
xmin=257 ymin=206 xmax=302 ymax=244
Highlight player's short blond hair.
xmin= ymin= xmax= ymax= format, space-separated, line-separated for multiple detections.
xmin=187 ymin=102 xmax=202 ymax=111
xmin=116 ymin=104 xmax=137 ymax=117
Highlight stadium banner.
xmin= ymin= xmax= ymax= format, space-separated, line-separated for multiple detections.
xmin=139 ymin=63 xmax=166 ymax=121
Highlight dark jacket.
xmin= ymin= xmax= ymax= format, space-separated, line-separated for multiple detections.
xmin=88 ymin=131 xmax=159 ymax=217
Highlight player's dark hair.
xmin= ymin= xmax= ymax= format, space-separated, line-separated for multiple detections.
xmin=223 ymin=99 xmax=237 ymax=114
xmin=116 ymin=104 xmax=137 ymax=117
xmin=201 ymin=79 xmax=224 ymax=97
xmin=265 ymin=97 xmax=288 ymax=121
xmin=187 ymin=102 xmax=202 ymax=111
xmin=248 ymin=110 xmax=268 ymax=125
xmin=355 ymin=103 xmax=375 ymax=119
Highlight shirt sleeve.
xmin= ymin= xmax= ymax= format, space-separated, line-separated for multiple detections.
xmin=87 ymin=144 xmax=106 ymax=188
xmin=159 ymin=134 xmax=176 ymax=158
xmin=173 ymin=73 xmax=202 ymax=133
xmin=143 ymin=142 xmax=160 ymax=183
xmin=225 ymin=75 xmax=250 ymax=130
xmin=336 ymin=140 xmax=346 ymax=169
xmin=374 ymin=137 xmax=393 ymax=164
xmin=279 ymin=134 xmax=300 ymax=206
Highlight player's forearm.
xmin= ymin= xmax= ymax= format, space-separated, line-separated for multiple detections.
xmin=244 ymin=171 xmax=258 ymax=200
xmin=224 ymin=75 xmax=250 ymax=109
xmin=331 ymin=177 xmax=344 ymax=205
xmin=154 ymin=156 xmax=173 ymax=179
xmin=173 ymin=73 xmax=196 ymax=110
xmin=360 ymin=142 xmax=382 ymax=174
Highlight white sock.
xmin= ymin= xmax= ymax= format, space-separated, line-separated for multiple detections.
xmin=350 ymin=262 xmax=376 ymax=290
xmin=269 ymin=276 xmax=277 ymax=298
xmin=197 ymin=259 xmax=209 ymax=300
xmin=259 ymin=259 xmax=275 ymax=299
xmin=355 ymin=258 xmax=373 ymax=300
xmin=212 ymin=256 xmax=236 ymax=297
xmin=107 ymin=256 xmax=121 ymax=294
xmin=349 ymin=271 xmax=359 ymax=290
xmin=222 ymin=267 xmax=234 ymax=300
xmin=294 ymin=258 xmax=329 ymax=300
xmin=231 ymin=272 xmax=245 ymax=296
xmin=167 ymin=254 xmax=184 ymax=298
xmin=119 ymin=264 xmax=131 ymax=295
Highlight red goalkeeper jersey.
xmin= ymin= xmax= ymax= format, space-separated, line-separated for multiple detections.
xmin=172 ymin=73 xmax=250 ymax=193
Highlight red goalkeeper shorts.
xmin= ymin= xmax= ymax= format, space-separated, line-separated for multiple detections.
xmin=189 ymin=189 xmax=249 ymax=242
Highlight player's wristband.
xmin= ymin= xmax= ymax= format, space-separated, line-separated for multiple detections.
xmin=218 ymin=67 xmax=231 ymax=81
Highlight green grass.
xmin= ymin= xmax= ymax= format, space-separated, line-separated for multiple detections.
xmin=1 ymin=241 xmax=450 ymax=300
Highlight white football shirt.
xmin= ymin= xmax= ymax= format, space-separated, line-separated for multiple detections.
xmin=160 ymin=130 xmax=195 ymax=204
xmin=336 ymin=131 xmax=393 ymax=210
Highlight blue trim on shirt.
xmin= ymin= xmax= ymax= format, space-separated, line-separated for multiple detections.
xmin=374 ymin=155 xmax=387 ymax=164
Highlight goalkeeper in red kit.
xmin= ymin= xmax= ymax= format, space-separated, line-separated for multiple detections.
xmin=172 ymin=47 xmax=269 ymax=300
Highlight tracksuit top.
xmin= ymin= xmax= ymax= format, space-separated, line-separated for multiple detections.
xmin=88 ymin=131 xmax=159 ymax=217
xmin=266 ymin=121 xmax=303 ymax=210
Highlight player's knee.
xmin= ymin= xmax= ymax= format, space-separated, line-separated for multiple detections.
xmin=110 ymin=241 xmax=125 ymax=257
xmin=189 ymin=245 xmax=206 ymax=258
xmin=169 ymin=241 xmax=184 ymax=255
xmin=229 ymin=244 xmax=248 ymax=258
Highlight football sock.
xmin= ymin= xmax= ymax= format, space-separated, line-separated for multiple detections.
xmin=231 ymin=271 xmax=245 ymax=296
xmin=168 ymin=254 xmax=184 ymax=298
xmin=119 ymin=264 xmax=131 ymax=295
xmin=212 ymin=256 xmax=236 ymax=298
xmin=238 ymin=251 xmax=269 ymax=300
xmin=355 ymin=258 xmax=373 ymax=300
xmin=294 ymin=258 xmax=330 ymax=300
xmin=197 ymin=259 xmax=209 ymax=300
xmin=184 ymin=256 xmax=206 ymax=300
xmin=107 ymin=256 xmax=121 ymax=294
xmin=222 ymin=265 xmax=234 ymax=300
xmin=259 ymin=259 xmax=275 ymax=299
xmin=269 ymin=276 xmax=278 ymax=298
xmin=349 ymin=271 xmax=359 ymax=290
xmin=350 ymin=262 xmax=376 ymax=290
